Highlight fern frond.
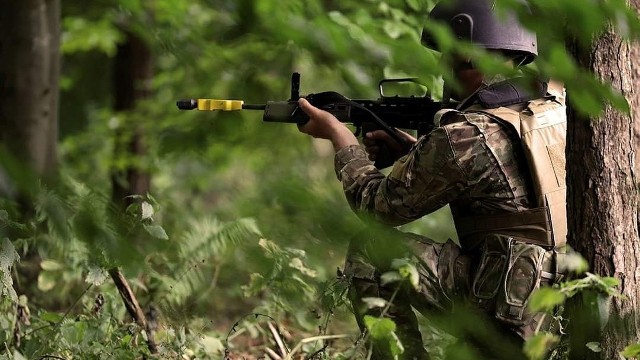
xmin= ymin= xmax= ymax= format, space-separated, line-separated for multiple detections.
xmin=158 ymin=217 xmax=261 ymax=309
xmin=180 ymin=217 xmax=261 ymax=260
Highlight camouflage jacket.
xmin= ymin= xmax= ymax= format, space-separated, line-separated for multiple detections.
xmin=334 ymin=103 xmax=536 ymax=250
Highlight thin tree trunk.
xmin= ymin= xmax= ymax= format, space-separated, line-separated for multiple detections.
xmin=111 ymin=31 xmax=152 ymax=205
xmin=109 ymin=30 xmax=157 ymax=354
xmin=567 ymin=16 xmax=640 ymax=359
xmin=0 ymin=0 xmax=59 ymax=176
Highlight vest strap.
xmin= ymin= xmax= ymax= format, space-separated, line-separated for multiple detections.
xmin=455 ymin=208 xmax=555 ymax=248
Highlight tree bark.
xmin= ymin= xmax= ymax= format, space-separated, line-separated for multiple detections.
xmin=632 ymin=1 xmax=640 ymax=179
xmin=0 ymin=0 xmax=60 ymax=176
xmin=567 ymin=11 xmax=640 ymax=359
xmin=111 ymin=31 xmax=153 ymax=205
xmin=108 ymin=29 xmax=157 ymax=355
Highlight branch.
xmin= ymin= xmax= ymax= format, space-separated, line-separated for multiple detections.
xmin=108 ymin=267 xmax=157 ymax=354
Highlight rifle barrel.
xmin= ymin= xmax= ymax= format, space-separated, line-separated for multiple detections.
xmin=242 ymin=104 xmax=267 ymax=110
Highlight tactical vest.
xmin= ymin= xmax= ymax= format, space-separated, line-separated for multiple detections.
xmin=453 ymin=83 xmax=567 ymax=250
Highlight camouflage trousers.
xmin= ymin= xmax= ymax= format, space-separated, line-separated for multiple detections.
xmin=344 ymin=228 xmax=558 ymax=360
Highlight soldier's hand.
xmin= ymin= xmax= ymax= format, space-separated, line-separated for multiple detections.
xmin=363 ymin=129 xmax=417 ymax=162
xmin=297 ymin=98 xmax=358 ymax=151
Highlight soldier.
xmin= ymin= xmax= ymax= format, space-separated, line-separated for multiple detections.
xmin=298 ymin=0 xmax=566 ymax=359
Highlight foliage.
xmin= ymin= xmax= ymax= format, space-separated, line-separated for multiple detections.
xmin=240 ymin=238 xmax=320 ymax=329
xmin=522 ymin=250 xmax=629 ymax=360
xmin=359 ymin=259 xmax=422 ymax=359
xmin=1 ymin=0 xmax=640 ymax=358
xmin=0 ymin=238 xmax=19 ymax=302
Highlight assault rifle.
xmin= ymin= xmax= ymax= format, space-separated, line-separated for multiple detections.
xmin=176 ymin=73 xmax=449 ymax=168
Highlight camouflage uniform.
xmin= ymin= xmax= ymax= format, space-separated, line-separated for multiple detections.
xmin=336 ymin=86 xmax=565 ymax=359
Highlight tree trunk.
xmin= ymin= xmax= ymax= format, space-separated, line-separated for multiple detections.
xmin=633 ymin=0 xmax=640 ymax=179
xmin=111 ymin=31 xmax=153 ymax=205
xmin=0 ymin=0 xmax=60 ymax=176
xmin=567 ymin=10 xmax=640 ymax=359
xmin=108 ymin=29 xmax=158 ymax=355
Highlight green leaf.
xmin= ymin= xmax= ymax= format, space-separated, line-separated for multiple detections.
xmin=608 ymin=91 xmax=631 ymax=114
xmin=242 ymin=273 xmax=266 ymax=297
xmin=40 ymin=259 xmax=63 ymax=271
xmin=361 ymin=297 xmax=388 ymax=309
xmin=37 ymin=271 xmax=57 ymax=292
xmin=258 ymin=238 xmax=280 ymax=256
xmin=523 ymin=333 xmax=559 ymax=360
xmin=119 ymin=0 xmax=143 ymax=13
xmin=62 ymin=320 xmax=88 ymax=344
xmin=12 ymin=351 xmax=27 ymax=360
xmin=40 ymin=311 xmax=64 ymax=323
xmin=387 ymin=331 xmax=405 ymax=357
xmin=548 ymin=45 xmax=577 ymax=77
xmin=121 ymin=334 xmax=132 ymax=346
xmin=143 ymin=224 xmax=168 ymax=240
xmin=397 ymin=263 xmax=419 ymax=290
xmin=200 ymin=335 xmax=225 ymax=354
xmin=387 ymin=259 xmax=419 ymax=288
xmin=568 ymin=86 xmax=604 ymax=116
xmin=364 ymin=316 xmax=405 ymax=357
xmin=621 ymin=343 xmax=640 ymax=358
xmin=61 ymin=17 xmax=123 ymax=56
xmin=383 ymin=21 xmax=403 ymax=39
xmin=528 ymin=287 xmax=566 ymax=312
xmin=380 ymin=271 xmax=403 ymax=286
xmin=390 ymin=258 xmax=409 ymax=268
xmin=558 ymin=251 xmax=589 ymax=274
xmin=599 ymin=276 xmax=620 ymax=288
xmin=586 ymin=342 xmax=602 ymax=353
xmin=406 ymin=0 xmax=421 ymax=11
xmin=141 ymin=201 xmax=154 ymax=221
xmin=364 ymin=315 xmax=396 ymax=340
xmin=85 ymin=266 xmax=109 ymax=286
xmin=289 ymin=257 xmax=317 ymax=277
xmin=597 ymin=293 xmax=612 ymax=328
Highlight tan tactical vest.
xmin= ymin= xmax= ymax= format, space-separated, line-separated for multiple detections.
xmin=455 ymin=83 xmax=567 ymax=249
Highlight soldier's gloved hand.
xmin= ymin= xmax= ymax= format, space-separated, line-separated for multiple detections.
xmin=363 ymin=130 xmax=417 ymax=162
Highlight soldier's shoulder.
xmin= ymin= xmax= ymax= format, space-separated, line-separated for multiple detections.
xmin=437 ymin=108 xmax=493 ymax=128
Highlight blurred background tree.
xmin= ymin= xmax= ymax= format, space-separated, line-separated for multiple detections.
xmin=0 ymin=0 xmax=60 ymax=179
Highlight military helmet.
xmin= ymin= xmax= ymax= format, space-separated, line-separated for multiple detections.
xmin=421 ymin=0 xmax=537 ymax=65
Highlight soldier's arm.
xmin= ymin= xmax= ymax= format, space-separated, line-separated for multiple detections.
xmin=335 ymin=127 xmax=468 ymax=226
xmin=296 ymin=97 xmax=469 ymax=225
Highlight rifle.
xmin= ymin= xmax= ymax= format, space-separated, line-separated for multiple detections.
xmin=176 ymin=73 xmax=449 ymax=168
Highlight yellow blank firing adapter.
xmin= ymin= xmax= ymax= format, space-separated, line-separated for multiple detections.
xmin=176 ymin=99 xmax=244 ymax=111
xmin=198 ymin=99 xmax=244 ymax=111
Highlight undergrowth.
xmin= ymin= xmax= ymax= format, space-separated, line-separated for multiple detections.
xmin=1 ymin=181 xmax=640 ymax=360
